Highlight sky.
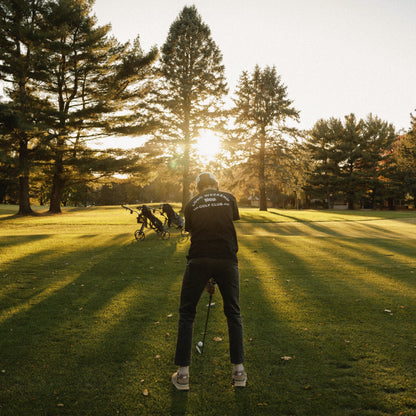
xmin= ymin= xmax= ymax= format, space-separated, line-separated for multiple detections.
xmin=92 ymin=0 xmax=416 ymax=136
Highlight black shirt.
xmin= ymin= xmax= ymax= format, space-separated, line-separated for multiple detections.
xmin=184 ymin=189 xmax=240 ymax=260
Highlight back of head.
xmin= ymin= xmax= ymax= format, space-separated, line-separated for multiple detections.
xmin=196 ymin=172 xmax=218 ymax=192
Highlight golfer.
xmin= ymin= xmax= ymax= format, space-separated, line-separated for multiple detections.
xmin=172 ymin=172 xmax=246 ymax=390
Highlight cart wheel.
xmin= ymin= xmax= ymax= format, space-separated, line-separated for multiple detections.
xmin=161 ymin=230 xmax=170 ymax=240
xmin=135 ymin=230 xmax=145 ymax=241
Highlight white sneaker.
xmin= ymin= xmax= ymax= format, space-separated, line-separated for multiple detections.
xmin=232 ymin=370 xmax=247 ymax=387
xmin=171 ymin=371 xmax=189 ymax=391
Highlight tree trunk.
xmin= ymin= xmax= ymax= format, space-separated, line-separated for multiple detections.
xmin=259 ymin=132 xmax=267 ymax=211
xmin=181 ymin=172 xmax=190 ymax=211
xmin=325 ymin=187 xmax=330 ymax=209
xmin=181 ymin=101 xmax=191 ymax=211
xmin=49 ymin=171 xmax=65 ymax=213
xmin=347 ymin=193 xmax=355 ymax=210
xmin=181 ymin=138 xmax=191 ymax=210
xmin=17 ymin=137 xmax=33 ymax=215
xmin=17 ymin=175 xmax=33 ymax=215
xmin=49 ymin=149 xmax=65 ymax=213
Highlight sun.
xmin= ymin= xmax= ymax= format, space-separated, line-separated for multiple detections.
xmin=195 ymin=130 xmax=222 ymax=162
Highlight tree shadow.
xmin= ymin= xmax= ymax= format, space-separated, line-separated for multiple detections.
xmin=169 ymin=389 xmax=189 ymax=415
xmin=0 ymin=233 xmax=185 ymax=414
xmin=234 ymin=232 xmax=416 ymax=415
xmin=1 ymin=216 xmax=416 ymax=415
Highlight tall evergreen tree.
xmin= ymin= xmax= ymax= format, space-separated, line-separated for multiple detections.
xmin=0 ymin=102 xmax=19 ymax=203
xmin=231 ymin=65 xmax=299 ymax=211
xmin=1 ymin=0 xmax=158 ymax=214
xmin=338 ymin=114 xmax=365 ymax=209
xmin=394 ymin=110 xmax=416 ymax=205
xmin=40 ymin=0 xmax=158 ymax=213
xmin=0 ymin=0 xmax=50 ymax=214
xmin=305 ymin=114 xmax=396 ymax=209
xmin=359 ymin=114 xmax=396 ymax=208
xmin=155 ymin=5 xmax=228 ymax=209
xmin=304 ymin=118 xmax=344 ymax=208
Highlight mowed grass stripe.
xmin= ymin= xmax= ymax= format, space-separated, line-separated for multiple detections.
xmin=1 ymin=205 xmax=416 ymax=415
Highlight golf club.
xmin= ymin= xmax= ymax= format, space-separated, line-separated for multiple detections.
xmin=196 ymin=279 xmax=216 ymax=354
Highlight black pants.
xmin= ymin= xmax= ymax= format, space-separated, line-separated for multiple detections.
xmin=174 ymin=257 xmax=244 ymax=366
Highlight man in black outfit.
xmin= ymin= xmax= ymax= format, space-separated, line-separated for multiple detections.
xmin=172 ymin=172 xmax=246 ymax=390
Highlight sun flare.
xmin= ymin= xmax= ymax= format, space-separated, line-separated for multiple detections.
xmin=195 ymin=130 xmax=222 ymax=162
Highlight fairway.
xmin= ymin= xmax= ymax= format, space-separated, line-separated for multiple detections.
xmin=1 ymin=206 xmax=416 ymax=415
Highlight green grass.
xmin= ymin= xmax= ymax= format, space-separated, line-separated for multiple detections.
xmin=1 ymin=204 xmax=416 ymax=415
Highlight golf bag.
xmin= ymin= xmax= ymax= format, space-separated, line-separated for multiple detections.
xmin=160 ymin=203 xmax=184 ymax=229
xmin=140 ymin=205 xmax=165 ymax=232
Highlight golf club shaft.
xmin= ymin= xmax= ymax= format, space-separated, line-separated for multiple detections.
xmin=200 ymin=293 xmax=213 ymax=354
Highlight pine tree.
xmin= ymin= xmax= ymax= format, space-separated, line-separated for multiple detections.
xmin=156 ymin=5 xmax=227 ymax=209
xmin=1 ymin=0 xmax=158 ymax=214
xmin=0 ymin=0 xmax=50 ymax=214
xmin=394 ymin=110 xmax=416 ymax=206
xmin=231 ymin=65 xmax=299 ymax=211
xmin=360 ymin=114 xmax=396 ymax=208
xmin=305 ymin=114 xmax=396 ymax=209
xmin=40 ymin=0 xmax=158 ymax=213
xmin=338 ymin=114 xmax=365 ymax=209
xmin=304 ymin=118 xmax=344 ymax=208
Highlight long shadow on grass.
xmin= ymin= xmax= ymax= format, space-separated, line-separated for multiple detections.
xmin=0 ymin=235 xmax=49 ymax=249
xmin=268 ymin=211 xmax=411 ymax=239
xmin=237 ymin=235 xmax=416 ymax=415
xmin=236 ymin=222 xmax=344 ymax=237
xmin=338 ymin=237 xmax=416 ymax=284
xmin=0 ymin=233 xmax=189 ymax=415
xmin=238 ymin=238 xmax=367 ymax=415
xmin=2 ymin=224 xmax=416 ymax=415
xmin=347 ymin=219 xmax=413 ymax=239
xmin=236 ymin=245 xmax=339 ymax=414
xmin=0 ymin=234 xmax=131 ymax=313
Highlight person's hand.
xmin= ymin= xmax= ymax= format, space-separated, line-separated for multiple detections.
xmin=205 ymin=279 xmax=216 ymax=295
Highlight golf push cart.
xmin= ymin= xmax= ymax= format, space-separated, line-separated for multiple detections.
xmin=122 ymin=204 xmax=170 ymax=241
xmin=122 ymin=203 xmax=187 ymax=241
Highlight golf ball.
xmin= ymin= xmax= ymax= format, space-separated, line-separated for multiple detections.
xmin=198 ymin=341 xmax=203 ymax=347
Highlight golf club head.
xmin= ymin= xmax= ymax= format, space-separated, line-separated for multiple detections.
xmin=196 ymin=344 xmax=202 ymax=354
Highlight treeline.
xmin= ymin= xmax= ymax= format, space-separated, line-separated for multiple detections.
xmin=0 ymin=0 xmax=158 ymax=214
xmin=1 ymin=1 xmax=415 ymax=213
xmin=305 ymin=113 xmax=416 ymax=210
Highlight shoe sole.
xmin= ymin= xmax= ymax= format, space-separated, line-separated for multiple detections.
xmin=233 ymin=377 xmax=247 ymax=387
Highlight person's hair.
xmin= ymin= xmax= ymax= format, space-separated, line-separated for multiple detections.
xmin=196 ymin=172 xmax=218 ymax=191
